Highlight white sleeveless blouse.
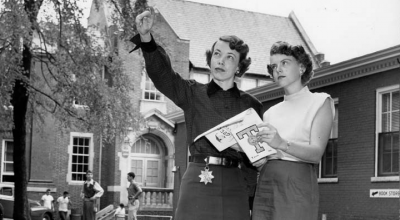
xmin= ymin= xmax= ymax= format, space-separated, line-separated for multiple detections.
xmin=263 ymin=86 xmax=335 ymax=163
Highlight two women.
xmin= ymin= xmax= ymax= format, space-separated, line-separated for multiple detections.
xmin=134 ymin=8 xmax=333 ymax=220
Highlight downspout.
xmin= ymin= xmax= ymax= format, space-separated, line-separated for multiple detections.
xmin=397 ymin=58 xmax=400 ymax=211
xmin=99 ymin=134 xmax=102 ymax=184
xmin=98 ymin=134 xmax=102 ymax=211
xmin=28 ymin=102 xmax=34 ymax=181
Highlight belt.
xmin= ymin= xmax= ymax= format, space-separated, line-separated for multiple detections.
xmin=189 ymin=155 xmax=240 ymax=167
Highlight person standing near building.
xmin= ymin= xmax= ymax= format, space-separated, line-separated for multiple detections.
xmin=80 ymin=170 xmax=104 ymax=220
xmin=127 ymin=172 xmax=142 ymax=220
xmin=252 ymin=41 xmax=334 ymax=220
xmin=132 ymin=8 xmax=262 ymax=220
xmin=41 ymin=189 xmax=54 ymax=210
xmin=56 ymin=191 xmax=72 ymax=220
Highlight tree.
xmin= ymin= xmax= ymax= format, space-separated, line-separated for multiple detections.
xmin=0 ymin=0 xmax=149 ymax=219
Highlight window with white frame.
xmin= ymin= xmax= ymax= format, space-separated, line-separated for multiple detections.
xmin=1 ymin=140 xmax=14 ymax=183
xmin=68 ymin=132 xmax=93 ymax=182
xmin=142 ymin=70 xmax=163 ymax=101
xmin=376 ymin=85 xmax=399 ymax=176
xmin=191 ymin=72 xmax=210 ymax=84
xmin=320 ymin=101 xmax=338 ymax=179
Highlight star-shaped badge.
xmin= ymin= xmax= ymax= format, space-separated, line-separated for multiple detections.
xmin=199 ymin=168 xmax=214 ymax=185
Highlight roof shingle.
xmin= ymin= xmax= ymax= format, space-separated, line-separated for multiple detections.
xmin=150 ymin=0 xmax=320 ymax=74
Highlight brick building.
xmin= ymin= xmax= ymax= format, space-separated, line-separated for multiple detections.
xmin=5 ymin=0 xmax=377 ymax=218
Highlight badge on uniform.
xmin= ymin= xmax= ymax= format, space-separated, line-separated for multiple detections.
xmin=199 ymin=166 xmax=214 ymax=185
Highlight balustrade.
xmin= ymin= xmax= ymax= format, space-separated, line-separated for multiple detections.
xmin=139 ymin=187 xmax=174 ymax=211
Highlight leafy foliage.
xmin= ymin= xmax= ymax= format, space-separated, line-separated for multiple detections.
xmin=0 ymin=0 xmax=149 ymax=141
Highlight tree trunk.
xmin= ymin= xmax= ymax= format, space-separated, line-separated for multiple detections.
xmin=12 ymin=45 xmax=31 ymax=220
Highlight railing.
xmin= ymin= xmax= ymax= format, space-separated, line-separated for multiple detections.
xmin=139 ymin=187 xmax=174 ymax=211
xmin=96 ymin=205 xmax=115 ymax=220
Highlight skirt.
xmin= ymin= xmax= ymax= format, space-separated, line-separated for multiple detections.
xmin=175 ymin=162 xmax=250 ymax=220
xmin=252 ymin=160 xmax=319 ymax=220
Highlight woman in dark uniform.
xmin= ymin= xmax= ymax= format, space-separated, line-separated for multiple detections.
xmin=132 ymin=9 xmax=262 ymax=220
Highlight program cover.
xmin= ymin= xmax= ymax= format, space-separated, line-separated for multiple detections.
xmin=194 ymin=108 xmax=277 ymax=162
xmin=193 ymin=108 xmax=260 ymax=151
xmin=231 ymin=122 xmax=277 ymax=162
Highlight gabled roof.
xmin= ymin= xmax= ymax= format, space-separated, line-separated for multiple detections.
xmin=143 ymin=108 xmax=175 ymax=128
xmin=90 ymin=0 xmax=323 ymax=75
xmin=149 ymin=0 xmax=322 ymax=74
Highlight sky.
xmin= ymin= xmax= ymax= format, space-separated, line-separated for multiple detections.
xmin=83 ymin=0 xmax=399 ymax=64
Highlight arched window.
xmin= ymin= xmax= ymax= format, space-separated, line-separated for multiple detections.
xmin=131 ymin=137 xmax=160 ymax=155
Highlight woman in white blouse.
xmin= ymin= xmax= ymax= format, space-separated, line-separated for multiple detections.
xmin=252 ymin=41 xmax=335 ymax=220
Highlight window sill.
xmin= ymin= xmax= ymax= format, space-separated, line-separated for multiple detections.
xmin=140 ymin=99 xmax=166 ymax=103
xmin=371 ymin=176 xmax=399 ymax=182
xmin=68 ymin=181 xmax=85 ymax=186
xmin=318 ymin=178 xmax=338 ymax=183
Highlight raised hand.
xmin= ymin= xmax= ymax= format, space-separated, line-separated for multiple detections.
xmin=135 ymin=7 xmax=155 ymax=42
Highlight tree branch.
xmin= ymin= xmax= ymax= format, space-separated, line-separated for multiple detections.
xmin=25 ymin=83 xmax=87 ymax=122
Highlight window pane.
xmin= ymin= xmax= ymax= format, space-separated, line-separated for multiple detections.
xmin=381 ymin=113 xmax=389 ymax=132
xmin=156 ymin=92 xmax=162 ymax=101
xmin=393 ymin=91 xmax=399 ymax=110
xmin=378 ymin=132 xmax=399 ymax=175
xmin=382 ymin=93 xmax=390 ymax=112
xmin=382 ymin=153 xmax=392 ymax=173
xmin=331 ymin=105 xmax=339 ymax=138
xmin=392 ymin=151 xmax=399 ymax=173
xmin=5 ymin=163 xmax=13 ymax=172
xmin=2 ymin=175 xmax=14 ymax=183
xmin=321 ymin=139 xmax=337 ymax=178
xmin=72 ymin=164 xmax=77 ymax=172
xmin=5 ymin=141 xmax=13 ymax=162
xmin=393 ymin=111 xmax=399 ymax=131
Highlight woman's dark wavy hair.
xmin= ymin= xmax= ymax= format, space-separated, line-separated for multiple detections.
xmin=205 ymin=35 xmax=251 ymax=77
xmin=267 ymin=41 xmax=314 ymax=85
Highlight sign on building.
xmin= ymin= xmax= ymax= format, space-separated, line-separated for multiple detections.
xmin=370 ymin=189 xmax=399 ymax=198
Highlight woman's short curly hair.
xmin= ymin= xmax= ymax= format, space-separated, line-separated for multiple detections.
xmin=267 ymin=41 xmax=314 ymax=85
xmin=205 ymin=35 xmax=251 ymax=77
